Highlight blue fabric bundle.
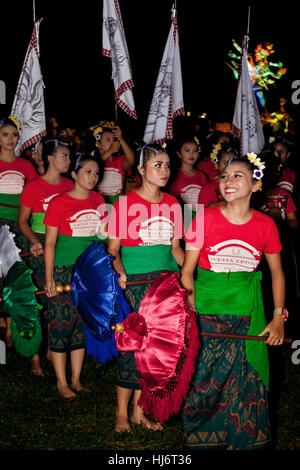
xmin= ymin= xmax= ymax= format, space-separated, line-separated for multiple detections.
xmin=72 ymin=241 xmax=131 ymax=363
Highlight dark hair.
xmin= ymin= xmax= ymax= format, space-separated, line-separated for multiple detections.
xmin=71 ymin=154 xmax=100 ymax=174
xmin=0 ymin=117 xmax=19 ymax=131
xmin=137 ymin=143 xmax=169 ymax=168
xmin=218 ymin=144 xmax=239 ymax=162
xmin=42 ymin=139 xmax=70 ymax=172
xmin=224 ymin=155 xmax=257 ymax=177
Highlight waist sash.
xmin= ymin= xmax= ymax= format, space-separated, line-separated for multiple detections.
xmin=54 ymin=234 xmax=100 ymax=266
xmin=121 ymin=244 xmax=179 ymax=275
xmin=0 ymin=194 xmax=20 ymax=220
xmin=31 ymin=212 xmax=45 ymax=234
xmin=195 ymin=266 xmax=269 ymax=389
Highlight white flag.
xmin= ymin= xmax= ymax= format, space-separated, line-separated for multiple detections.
xmin=232 ymin=37 xmax=265 ymax=155
xmin=143 ymin=8 xmax=184 ymax=144
xmin=11 ymin=20 xmax=46 ymax=156
xmin=102 ymin=0 xmax=137 ymax=119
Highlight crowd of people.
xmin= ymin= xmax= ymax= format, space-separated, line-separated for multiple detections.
xmin=0 ymin=113 xmax=299 ymax=450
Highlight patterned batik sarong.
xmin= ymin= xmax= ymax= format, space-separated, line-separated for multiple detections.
xmin=182 ymin=314 xmax=271 ymax=450
xmin=182 ymin=267 xmax=271 ymax=450
xmin=48 ymin=265 xmax=86 ymax=353
xmin=116 ymin=270 xmax=164 ymax=390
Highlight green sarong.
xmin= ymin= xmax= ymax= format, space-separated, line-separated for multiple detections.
xmin=54 ymin=234 xmax=102 ymax=266
xmin=0 ymin=194 xmax=20 ymax=220
xmin=195 ymin=266 xmax=269 ymax=389
xmin=121 ymin=244 xmax=179 ymax=275
xmin=31 ymin=212 xmax=46 ymax=233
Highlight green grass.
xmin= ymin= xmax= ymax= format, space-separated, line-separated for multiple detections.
xmin=0 ymin=338 xmax=299 ymax=451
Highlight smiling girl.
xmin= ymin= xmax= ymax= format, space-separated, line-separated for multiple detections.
xmin=44 ymin=155 xmax=107 ymax=398
xmin=181 ymin=154 xmax=286 ymax=450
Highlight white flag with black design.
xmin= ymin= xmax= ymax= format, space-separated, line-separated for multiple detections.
xmin=143 ymin=7 xmax=184 ymax=144
xmin=11 ymin=20 xmax=46 ymax=156
xmin=232 ymin=37 xmax=265 ymax=155
xmin=102 ymin=0 xmax=137 ymax=119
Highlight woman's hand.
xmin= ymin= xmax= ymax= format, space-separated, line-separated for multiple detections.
xmin=258 ymin=315 xmax=285 ymax=346
xmin=45 ymin=277 xmax=57 ymax=297
xmin=30 ymin=241 xmax=44 ymax=257
xmin=118 ymin=272 xmax=127 ymax=290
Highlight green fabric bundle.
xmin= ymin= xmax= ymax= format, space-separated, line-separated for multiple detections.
xmin=2 ymin=261 xmax=42 ymax=357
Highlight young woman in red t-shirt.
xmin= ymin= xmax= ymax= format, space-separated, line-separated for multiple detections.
xmin=108 ymin=143 xmax=184 ymax=433
xmin=0 ymin=117 xmax=37 ymax=347
xmin=198 ymin=144 xmax=239 ymax=208
xmin=168 ymin=137 xmax=207 ymax=215
xmin=181 ymin=154 xmax=286 ymax=450
xmin=17 ymin=140 xmax=74 ymax=375
xmin=44 ymin=155 xmax=107 ymax=399
xmin=92 ymin=123 xmax=135 ymax=204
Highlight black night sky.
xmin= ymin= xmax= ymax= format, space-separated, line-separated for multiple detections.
xmin=1 ymin=0 xmax=300 ymax=141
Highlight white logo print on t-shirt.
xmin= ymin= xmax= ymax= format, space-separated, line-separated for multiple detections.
xmin=208 ymin=239 xmax=261 ymax=272
xmin=0 ymin=171 xmax=25 ymax=194
xmin=68 ymin=209 xmax=102 ymax=236
xmin=139 ymin=216 xmax=174 ymax=246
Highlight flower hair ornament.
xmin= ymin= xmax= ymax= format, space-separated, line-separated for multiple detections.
xmin=194 ymin=136 xmax=201 ymax=151
xmin=93 ymin=126 xmax=103 ymax=141
xmin=247 ymin=152 xmax=265 ymax=190
xmin=8 ymin=115 xmax=21 ymax=130
xmin=210 ymin=143 xmax=222 ymax=168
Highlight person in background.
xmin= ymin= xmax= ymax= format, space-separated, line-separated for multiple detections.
xmin=168 ymin=136 xmax=207 ymax=218
xmin=92 ymin=122 xmax=135 ymax=205
xmin=0 ymin=116 xmax=37 ymax=348
xmin=198 ymin=144 xmax=239 ymax=208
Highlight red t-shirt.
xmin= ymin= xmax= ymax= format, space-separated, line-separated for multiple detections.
xmin=107 ymin=190 xmax=184 ymax=247
xmin=20 ymin=176 xmax=74 ymax=213
xmin=277 ymin=167 xmax=296 ymax=193
xmin=198 ymin=177 xmax=223 ymax=207
xmin=97 ymin=155 xmax=126 ymax=196
xmin=197 ymin=158 xmax=219 ymax=181
xmin=0 ymin=157 xmax=37 ymax=195
xmin=168 ymin=169 xmax=207 ymax=211
xmin=44 ymin=191 xmax=107 ymax=237
xmin=185 ymin=205 xmax=282 ymax=272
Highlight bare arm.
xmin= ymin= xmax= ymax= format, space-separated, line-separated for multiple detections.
xmin=107 ymin=236 xmax=127 ymax=289
xmin=259 ymin=252 xmax=286 ymax=345
xmin=18 ymin=205 xmax=43 ymax=257
xmin=112 ymin=126 xmax=135 ymax=170
xmin=286 ymin=211 xmax=298 ymax=230
xmin=44 ymin=225 xmax=59 ymax=297
xmin=180 ymin=245 xmax=201 ymax=308
xmin=171 ymin=238 xmax=185 ymax=267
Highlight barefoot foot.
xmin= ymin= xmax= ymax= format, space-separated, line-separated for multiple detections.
xmin=131 ymin=414 xmax=163 ymax=431
xmin=70 ymin=381 xmax=90 ymax=393
xmin=57 ymin=385 xmax=76 ymax=399
xmin=115 ymin=414 xmax=131 ymax=433
xmin=30 ymin=356 xmax=44 ymax=376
